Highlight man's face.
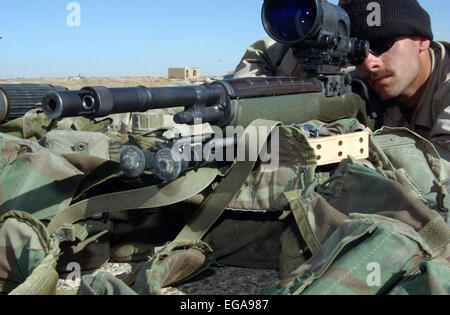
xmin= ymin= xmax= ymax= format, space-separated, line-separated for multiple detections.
xmin=356 ymin=37 xmax=427 ymax=101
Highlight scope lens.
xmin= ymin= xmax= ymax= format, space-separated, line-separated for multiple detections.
xmin=264 ymin=0 xmax=317 ymax=43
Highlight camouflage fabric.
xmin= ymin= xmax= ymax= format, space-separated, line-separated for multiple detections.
xmin=131 ymin=240 xmax=213 ymax=295
xmin=232 ymin=37 xmax=302 ymax=78
xmin=77 ymin=240 xmax=213 ymax=295
xmin=0 ymin=108 xmax=112 ymax=141
xmin=40 ymin=127 xmax=450 ymax=295
xmin=78 ymin=272 xmax=137 ymax=295
xmin=279 ymin=221 xmax=311 ymax=279
xmin=38 ymin=130 xmax=111 ymax=160
xmin=210 ymin=119 xmax=364 ymax=270
xmin=287 ymin=158 xmax=442 ymax=253
xmin=131 ymin=108 xmax=183 ymax=135
xmin=388 ymin=244 xmax=450 ymax=295
xmin=227 ymin=119 xmax=363 ymax=212
xmin=0 ymin=109 xmax=55 ymax=140
xmin=226 ymin=124 xmax=317 ymax=212
xmin=0 ymin=129 xmax=123 ymax=291
xmin=56 ymin=219 xmax=112 ymax=273
xmin=274 ymin=142 xmax=450 ymax=295
xmin=370 ymin=126 xmax=449 ymax=213
xmin=269 ymin=213 xmax=443 ymax=295
xmin=296 ymin=118 xmax=364 ymax=137
xmin=0 ymin=211 xmax=59 ymax=295
xmin=0 ymin=133 xmax=84 ymax=220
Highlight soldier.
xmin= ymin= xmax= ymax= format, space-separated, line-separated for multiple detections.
xmin=233 ymin=0 xmax=450 ymax=157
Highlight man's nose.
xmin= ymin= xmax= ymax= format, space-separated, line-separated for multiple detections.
xmin=358 ymin=53 xmax=382 ymax=73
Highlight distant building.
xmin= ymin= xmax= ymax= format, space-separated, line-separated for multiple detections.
xmin=168 ymin=67 xmax=201 ymax=80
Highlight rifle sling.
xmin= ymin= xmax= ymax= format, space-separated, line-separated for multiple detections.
xmin=47 ymin=167 xmax=218 ymax=236
xmin=175 ymin=119 xmax=281 ymax=241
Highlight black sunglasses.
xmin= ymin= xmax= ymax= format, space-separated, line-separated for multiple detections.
xmin=368 ymin=37 xmax=399 ymax=56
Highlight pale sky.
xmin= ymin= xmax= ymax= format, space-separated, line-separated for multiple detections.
xmin=0 ymin=0 xmax=448 ymax=78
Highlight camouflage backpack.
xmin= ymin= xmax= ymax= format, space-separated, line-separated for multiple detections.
xmin=0 ymin=113 xmax=128 ymax=294
xmin=0 ymin=133 xmax=83 ymax=294
xmin=271 ymin=127 xmax=450 ymax=295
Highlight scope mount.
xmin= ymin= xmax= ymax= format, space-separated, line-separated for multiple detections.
xmin=292 ymin=45 xmax=352 ymax=98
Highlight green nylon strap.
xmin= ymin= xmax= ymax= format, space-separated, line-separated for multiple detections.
xmin=71 ymin=230 xmax=109 ymax=255
xmin=418 ymin=215 xmax=450 ymax=257
xmin=175 ymin=119 xmax=281 ymax=241
xmin=47 ymin=167 xmax=218 ymax=235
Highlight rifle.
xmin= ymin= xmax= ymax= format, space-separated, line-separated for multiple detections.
xmin=41 ymin=0 xmax=376 ymax=182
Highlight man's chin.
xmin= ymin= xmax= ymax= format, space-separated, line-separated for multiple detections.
xmin=370 ymin=86 xmax=397 ymax=101
xmin=378 ymin=93 xmax=395 ymax=101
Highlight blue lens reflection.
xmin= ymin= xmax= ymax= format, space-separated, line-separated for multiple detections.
xmin=267 ymin=0 xmax=316 ymax=42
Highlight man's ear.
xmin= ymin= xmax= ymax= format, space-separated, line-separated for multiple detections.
xmin=418 ymin=38 xmax=431 ymax=52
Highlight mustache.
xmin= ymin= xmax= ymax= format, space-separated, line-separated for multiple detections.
xmin=368 ymin=70 xmax=394 ymax=82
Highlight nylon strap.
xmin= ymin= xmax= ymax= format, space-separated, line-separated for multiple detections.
xmin=175 ymin=119 xmax=281 ymax=241
xmin=418 ymin=215 xmax=450 ymax=257
xmin=47 ymin=167 xmax=218 ymax=235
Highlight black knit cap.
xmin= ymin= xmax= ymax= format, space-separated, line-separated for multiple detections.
xmin=342 ymin=0 xmax=433 ymax=41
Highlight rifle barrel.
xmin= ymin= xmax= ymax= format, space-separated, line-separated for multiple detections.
xmin=42 ymin=85 xmax=226 ymax=119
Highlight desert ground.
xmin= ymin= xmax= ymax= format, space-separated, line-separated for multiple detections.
xmin=0 ymin=76 xmax=190 ymax=89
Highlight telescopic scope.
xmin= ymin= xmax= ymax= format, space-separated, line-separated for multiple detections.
xmin=262 ymin=0 xmax=369 ymax=66
xmin=262 ymin=0 xmax=322 ymax=45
